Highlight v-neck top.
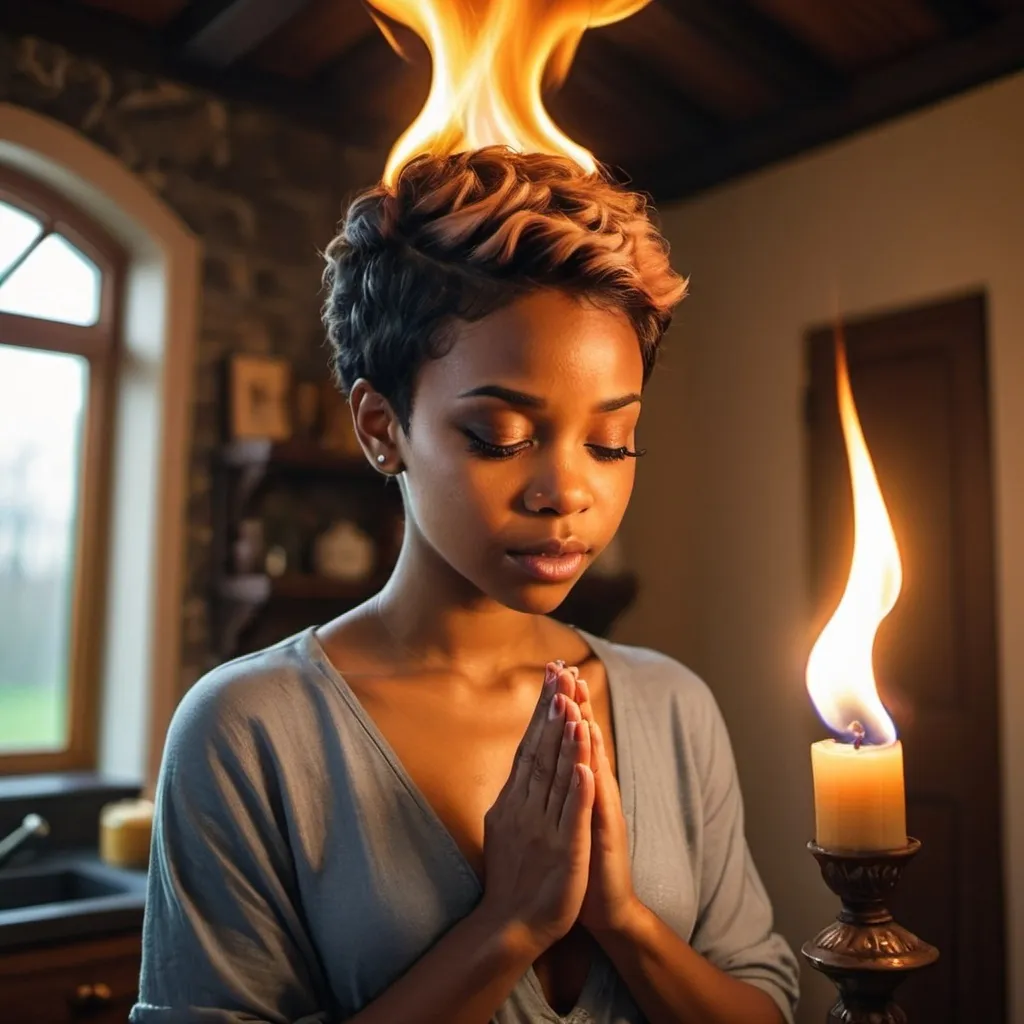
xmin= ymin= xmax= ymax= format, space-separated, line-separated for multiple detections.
xmin=130 ymin=627 xmax=799 ymax=1024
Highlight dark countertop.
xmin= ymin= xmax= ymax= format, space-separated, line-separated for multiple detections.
xmin=0 ymin=846 xmax=147 ymax=951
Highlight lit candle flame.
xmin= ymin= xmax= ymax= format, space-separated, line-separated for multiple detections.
xmin=367 ymin=0 xmax=652 ymax=185
xmin=806 ymin=327 xmax=901 ymax=746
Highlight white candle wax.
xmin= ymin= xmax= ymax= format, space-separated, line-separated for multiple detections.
xmin=811 ymin=738 xmax=907 ymax=851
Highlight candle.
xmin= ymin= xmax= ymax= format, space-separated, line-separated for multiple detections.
xmin=99 ymin=797 xmax=153 ymax=869
xmin=806 ymin=329 xmax=909 ymax=853
xmin=811 ymin=738 xmax=906 ymax=850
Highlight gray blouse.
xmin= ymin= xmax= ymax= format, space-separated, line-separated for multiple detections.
xmin=129 ymin=626 xmax=799 ymax=1024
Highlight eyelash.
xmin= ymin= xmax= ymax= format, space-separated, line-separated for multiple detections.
xmin=462 ymin=431 xmax=646 ymax=462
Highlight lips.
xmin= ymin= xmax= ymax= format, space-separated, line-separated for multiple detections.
xmin=507 ymin=539 xmax=589 ymax=582
xmin=512 ymin=539 xmax=588 ymax=557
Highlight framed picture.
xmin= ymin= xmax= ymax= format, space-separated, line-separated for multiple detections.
xmin=228 ymin=355 xmax=292 ymax=440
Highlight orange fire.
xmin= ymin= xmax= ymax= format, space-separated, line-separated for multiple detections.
xmin=366 ymin=0 xmax=652 ymax=185
xmin=806 ymin=329 xmax=901 ymax=746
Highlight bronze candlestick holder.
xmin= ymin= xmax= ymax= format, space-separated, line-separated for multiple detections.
xmin=802 ymin=838 xmax=939 ymax=1023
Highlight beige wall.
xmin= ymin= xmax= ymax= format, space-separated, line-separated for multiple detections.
xmin=615 ymin=71 xmax=1024 ymax=1022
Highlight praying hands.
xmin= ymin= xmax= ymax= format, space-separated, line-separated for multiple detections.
xmin=547 ymin=661 xmax=639 ymax=936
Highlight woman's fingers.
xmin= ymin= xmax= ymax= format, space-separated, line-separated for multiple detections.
xmin=522 ymin=668 xmax=580 ymax=805
xmin=589 ymin=721 xmax=621 ymax=826
xmin=546 ymin=717 xmax=590 ymax=817
xmin=592 ymin=721 xmax=617 ymax=789
xmin=574 ymin=677 xmax=600 ymax=774
xmin=558 ymin=762 xmax=594 ymax=837
xmin=481 ymin=676 xmax=593 ymax=952
xmin=575 ymin=675 xmax=589 ymax=703
xmin=509 ymin=663 xmax=573 ymax=794
xmin=576 ymin=719 xmax=591 ymax=779
xmin=546 ymin=719 xmax=578 ymax=816
xmin=591 ymin=719 xmax=607 ymax=765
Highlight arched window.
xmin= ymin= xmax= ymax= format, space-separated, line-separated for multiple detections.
xmin=0 ymin=165 xmax=123 ymax=774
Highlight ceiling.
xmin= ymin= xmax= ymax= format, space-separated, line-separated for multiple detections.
xmin=3 ymin=0 xmax=1023 ymax=200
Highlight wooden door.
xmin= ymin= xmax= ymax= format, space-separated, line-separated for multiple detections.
xmin=806 ymin=293 xmax=1006 ymax=1023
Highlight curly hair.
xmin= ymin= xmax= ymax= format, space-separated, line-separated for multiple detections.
xmin=321 ymin=147 xmax=687 ymax=431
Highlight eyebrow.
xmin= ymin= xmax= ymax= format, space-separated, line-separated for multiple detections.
xmin=457 ymin=384 xmax=641 ymax=413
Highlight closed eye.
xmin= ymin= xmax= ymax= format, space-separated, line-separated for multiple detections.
xmin=462 ymin=430 xmax=646 ymax=462
xmin=462 ymin=430 xmax=533 ymax=460
xmin=586 ymin=444 xmax=647 ymax=462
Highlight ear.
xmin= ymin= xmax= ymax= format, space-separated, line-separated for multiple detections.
xmin=349 ymin=379 xmax=403 ymax=473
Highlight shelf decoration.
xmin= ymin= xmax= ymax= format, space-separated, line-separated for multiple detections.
xmin=227 ymin=354 xmax=293 ymax=441
xmin=313 ymin=520 xmax=376 ymax=582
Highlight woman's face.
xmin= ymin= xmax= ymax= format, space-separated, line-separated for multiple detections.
xmin=395 ymin=289 xmax=645 ymax=614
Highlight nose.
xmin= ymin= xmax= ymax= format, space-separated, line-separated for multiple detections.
xmin=523 ymin=452 xmax=594 ymax=516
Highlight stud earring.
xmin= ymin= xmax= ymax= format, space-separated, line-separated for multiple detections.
xmin=376 ymin=454 xmax=386 ymax=465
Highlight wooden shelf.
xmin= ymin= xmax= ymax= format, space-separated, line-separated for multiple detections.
xmin=211 ymin=438 xmax=401 ymax=659
xmin=213 ymin=572 xmax=386 ymax=657
xmin=219 ymin=438 xmax=374 ymax=475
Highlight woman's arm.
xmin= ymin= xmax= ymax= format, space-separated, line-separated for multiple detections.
xmin=133 ymin=672 xmax=542 ymax=1024
xmin=351 ymin=672 xmax=597 ymax=1024
xmin=582 ymin=677 xmax=797 ymax=1024
xmin=344 ymin=907 xmax=538 ymax=1024
xmin=133 ymin=657 xmax=591 ymax=1024
xmin=572 ymin=664 xmax=799 ymax=1024
xmin=591 ymin=901 xmax=785 ymax=1024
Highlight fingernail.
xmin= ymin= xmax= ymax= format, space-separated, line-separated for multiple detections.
xmin=577 ymin=720 xmax=590 ymax=742
xmin=565 ymin=720 xmax=577 ymax=741
xmin=543 ymin=664 xmax=557 ymax=690
xmin=577 ymin=678 xmax=589 ymax=700
xmin=548 ymin=693 xmax=564 ymax=720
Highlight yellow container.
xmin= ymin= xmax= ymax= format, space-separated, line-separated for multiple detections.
xmin=99 ymin=798 xmax=154 ymax=870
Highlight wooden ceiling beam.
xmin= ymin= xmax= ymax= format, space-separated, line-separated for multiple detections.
xmin=165 ymin=0 xmax=319 ymax=66
xmin=565 ymin=33 xmax=724 ymax=157
xmin=921 ymin=0 xmax=990 ymax=35
xmin=0 ymin=0 xmax=360 ymax=139
xmin=162 ymin=0 xmax=235 ymax=45
xmin=657 ymin=0 xmax=841 ymax=97
xmin=320 ymin=27 xmax=728 ymax=168
xmin=318 ymin=31 xmax=425 ymax=144
xmin=636 ymin=11 xmax=1024 ymax=202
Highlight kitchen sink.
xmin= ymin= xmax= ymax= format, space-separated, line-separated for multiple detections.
xmin=0 ymin=851 xmax=147 ymax=949
xmin=0 ymin=866 xmax=131 ymax=912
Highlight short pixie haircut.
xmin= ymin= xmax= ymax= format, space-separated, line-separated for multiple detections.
xmin=321 ymin=146 xmax=687 ymax=431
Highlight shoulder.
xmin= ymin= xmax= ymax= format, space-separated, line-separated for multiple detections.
xmin=600 ymin=638 xmax=721 ymax=722
xmin=163 ymin=629 xmax=324 ymax=771
xmin=596 ymin=637 xmax=734 ymax=777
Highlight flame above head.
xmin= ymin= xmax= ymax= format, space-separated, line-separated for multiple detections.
xmin=806 ymin=328 xmax=902 ymax=747
xmin=367 ymin=0 xmax=652 ymax=186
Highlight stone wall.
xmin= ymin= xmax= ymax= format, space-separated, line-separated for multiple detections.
xmin=0 ymin=31 xmax=384 ymax=690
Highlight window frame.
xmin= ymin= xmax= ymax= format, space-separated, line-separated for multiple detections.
xmin=0 ymin=164 xmax=124 ymax=775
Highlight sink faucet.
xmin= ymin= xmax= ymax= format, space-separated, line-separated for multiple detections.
xmin=0 ymin=813 xmax=50 ymax=870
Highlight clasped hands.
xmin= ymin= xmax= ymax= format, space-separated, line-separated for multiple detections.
xmin=545 ymin=659 xmax=636 ymax=935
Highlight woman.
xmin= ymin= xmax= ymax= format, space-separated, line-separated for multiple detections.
xmin=131 ymin=148 xmax=799 ymax=1024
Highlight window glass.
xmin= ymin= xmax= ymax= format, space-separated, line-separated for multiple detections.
xmin=0 ymin=200 xmax=43 ymax=278
xmin=0 ymin=343 xmax=87 ymax=752
xmin=0 ymin=234 xmax=101 ymax=327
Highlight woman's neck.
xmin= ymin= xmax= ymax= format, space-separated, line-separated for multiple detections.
xmin=371 ymin=527 xmax=553 ymax=680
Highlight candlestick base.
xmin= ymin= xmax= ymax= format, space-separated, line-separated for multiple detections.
xmin=802 ymin=838 xmax=939 ymax=1024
